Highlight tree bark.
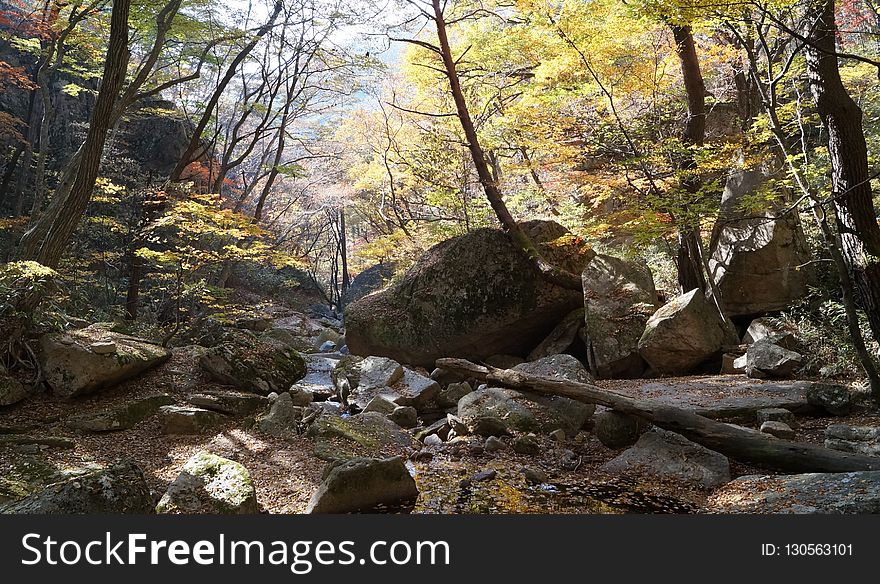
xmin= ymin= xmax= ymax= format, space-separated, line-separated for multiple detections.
xmin=805 ymin=0 xmax=880 ymax=342
xmin=437 ymin=358 xmax=880 ymax=472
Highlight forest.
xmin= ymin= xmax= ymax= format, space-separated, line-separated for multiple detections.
xmin=1 ymin=0 xmax=880 ymax=514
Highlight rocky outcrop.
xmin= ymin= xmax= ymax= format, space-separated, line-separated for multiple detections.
xmin=306 ymin=456 xmax=419 ymax=513
xmin=0 ymin=461 xmax=153 ymax=514
xmin=581 ymin=254 xmax=659 ymax=378
xmin=344 ymin=221 xmax=593 ymax=366
xmin=708 ymin=165 xmax=813 ymax=318
xmin=39 ymin=325 xmax=170 ymax=398
xmin=709 ymin=471 xmax=880 ymax=513
xmin=156 ymin=453 xmax=258 ymax=514
xmin=638 ymin=289 xmax=737 ymax=374
xmin=199 ymin=329 xmax=306 ymax=395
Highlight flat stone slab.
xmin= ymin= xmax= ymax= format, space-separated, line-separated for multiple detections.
xmin=603 ymin=376 xmax=819 ymax=420
xmin=709 ymin=471 xmax=880 ymax=513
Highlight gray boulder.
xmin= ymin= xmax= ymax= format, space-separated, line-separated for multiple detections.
xmin=457 ymin=386 xmax=594 ymax=437
xmin=344 ymin=220 xmax=593 ymax=366
xmin=594 ymin=410 xmax=650 ymax=448
xmin=707 ymin=165 xmax=813 ymax=318
xmin=39 ymin=325 xmax=170 ymax=398
xmin=743 ymin=317 xmax=799 ymax=350
xmin=744 ymin=341 xmax=802 ymax=379
xmin=341 ymin=262 xmax=397 ymax=307
xmin=513 ymin=354 xmax=594 ymax=384
xmin=825 ymin=424 xmax=880 ymax=457
xmin=0 ymin=461 xmax=153 ymax=514
xmin=806 ymin=383 xmax=854 ymax=416
xmin=159 ymin=405 xmax=225 ymax=434
xmin=760 ymin=421 xmax=795 ymax=439
xmin=156 ymin=453 xmax=258 ymax=514
xmin=709 ymin=471 xmax=880 ymax=513
xmin=188 ymin=390 xmax=269 ymax=416
xmin=601 ymin=428 xmax=731 ymax=488
xmin=437 ymin=381 xmax=473 ymax=409
xmin=307 ymin=411 xmax=417 ymax=461
xmin=254 ymin=392 xmax=303 ymax=437
xmin=638 ymin=289 xmax=737 ymax=375
xmin=306 ymin=456 xmax=418 ymax=513
xmin=199 ymin=329 xmax=306 ymax=395
xmin=581 ymin=254 xmax=659 ymax=378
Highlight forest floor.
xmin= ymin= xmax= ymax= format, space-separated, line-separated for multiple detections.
xmin=3 ymin=341 xmax=877 ymax=514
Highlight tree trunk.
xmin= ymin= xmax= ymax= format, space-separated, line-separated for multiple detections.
xmin=15 ymin=0 xmax=132 ymax=268
xmin=805 ymin=0 xmax=880 ymax=342
xmin=437 ymin=358 xmax=880 ymax=472
xmin=430 ymin=0 xmax=585 ymax=291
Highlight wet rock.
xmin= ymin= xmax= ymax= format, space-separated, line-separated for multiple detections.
xmin=0 ymin=461 xmax=153 ymax=514
xmin=39 ymin=325 xmax=171 ymax=398
xmin=760 ymin=421 xmax=795 ymax=439
xmin=581 ymin=254 xmax=659 ymax=378
xmin=601 ymin=428 xmax=730 ymax=488
xmin=159 ymin=406 xmax=225 ymax=435
xmin=389 ymin=406 xmax=418 ymax=429
xmin=744 ymin=341 xmax=802 ymax=379
xmin=66 ymin=395 xmax=174 ymax=432
xmin=254 ymin=393 xmax=302 ymax=437
xmin=458 ymin=386 xmax=594 ymax=437
xmin=594 ymin=410 xmax=649 ymax=448
xmin=306 ymin=456 xmax=418 ymax=514
xmin=437 ymin=381 xmax=473 ymax=409
xmin=157 ymin=452 xmax=257 ymax=514
xmin=345 ymin=221 xmax=592 ymax=366
xmin=188 ymin=390 xmax=269 ymax=416
xmin=199 ymin=330 xmax=306 ymax=395
xmin=638 ymin=289 xmax=737 ymax=375
xmin=709 ymin=471 xmax=880 ymax=513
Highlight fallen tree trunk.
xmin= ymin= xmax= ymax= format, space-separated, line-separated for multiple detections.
xmin=436 ymin=358 xmax=880 ymax=473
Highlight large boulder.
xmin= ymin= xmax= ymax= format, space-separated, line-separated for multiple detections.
xmin=581 ymin=254 xmax=659 ymax=378
xmin=708 ymin=165 xmax=813 ymax=318
xmin=457 ymin=386 xmax=594 ymax=437
xmin=744 ymin=341 xmax=802 ymax=379
xmin=156 ymin=452 xmax=258 ymax=514
xmin=638 ymin=289 xmax=737 ymax=375
xmin=0 ymin=461 xmax=153 ymax=514
xmin=307 ymin=411 xmax=418 ymax=461
xmin=513 ymin=353 xmax=593 ymax=384
xmin=333 ymin=356 xmax=438 ymax=411
xmin=306 ymin=456 xmax=419 ymax=513
xmin=254 ymin=392 xmax=303 ymax=437
xmin=601 ymin=428 xmax=731 ymax=488
xmin=344 ymin=220 xmax=593 ymax=366
xmin=39 ymin=325 xmax=170 ymax=398
xmin=709 ymin=471 xmax=880 ymax=513
xmin=341 ymin=262 xmax=397 ymax=307
xmin=199 ymin=329 xmax=306 ymax=395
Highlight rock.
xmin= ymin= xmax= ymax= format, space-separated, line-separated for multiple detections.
xmin=521 ymin=467 xmax=548 ymax=485
xmin=319 ymin=340 xmax=336 ymax=352
xmin=594 ymin=410 xmax=649 ymax=448
xmin=306 ymin=456 xmax=418 ymax=513
xmin=721 ymin=352 xmax=746 ymax=374
xmin=806 ymin=383 xmax=854 ymax=416
xmin=235 ymin=315 xmax=273 ymax=332
xmin=484 ymin=436 xmax=505 ymax=452
xmin=638 ymin=289 xmax=737 ymax=375
xmin=342 ymin=263 xmax=397 ymax=306
xmin=430 ymin=367 xmax=467 ymax=386
xmin=601 ymin=428 xmax=731 ymax=488
xmin=189 ymin=390 xmax=269 ymax=416
xmin=756 ymin=408 xmax=797 ymax=427
xmin=760 ymin=421 xmax=795 ymax=439
xmin=0 ymin=461 xmax=153 ymax=514
xmin=0 ymin=373 xmax=27 ymax=406
xmin=159 ymin=406 xmax=225 ymax=434
xmin=744 ymin=341 xmax=802 ymax=379
xmin=39 ymin=325 xmax=171 ymax=398
xmin=581 ymin=254 xmax=659 ymax=378
xmin=437 ymin=381 xmax=473 ymax=409
xmin=344 ymin=220 xmax=593 ymax=366
xmin=254 ymin=393 xmax=302 ymax=437
xmin=363 ymin=395 xmax=397 ymax=415
xmin=743 ymin=317 xmax=799 ymax=350
xmin=457 ymin=386 xmax=595 ymax=437
xmin=513 ymin=434 xmax=541 ymax=455
xmin=447 ymin=413 xmax=469 ymax=436
xmin=558 ymin=449 xmax=581 ymax=471
xmin=66 ymin=395 xmax=174 ymax=432
xmin=473 ymin=469 xmax=497 ymax=482
xmin=708 ymin=471 xmax=880 ymax=513
xmin=89 ymin=340 xmax=117 ymax=355
xmin=307 ymin=411 xmax=417 ymax=461
xmin=824 ymin=424 xmax=880 ymax=457
xmin=156 ymin=453 xmax=257 ymax=514
xmin=485 ymin=354 xmax=525 ymax=369
xmin=288 ymin=385 xmax=313 ymax=407
xmin=389 ymin=406 xmax=418 ymax=429
xmin=528 ymin=307 xmax=585 ymax=362
xmin=316 ymin=328 xmax=343 ymax=349
xmin=199 ymin=330 xmax=306 ymax=395
xmin=0 ymin=434 xmax=75 ymax=449
xmin=512 ymin=354 xmax=594 ymax=384
xmin=424 ymin=434 xmax=443 ymax=446
xmin=308 ymin=401 xmax=342 ymax=416
xmin=333 ymin=356 xmax=402 ymax=404
xmin=550 ymin=429 xmax=566 ymax=444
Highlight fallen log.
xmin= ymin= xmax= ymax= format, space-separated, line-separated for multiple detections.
xmin=436 ymin=358 xmax=880 ymax=473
